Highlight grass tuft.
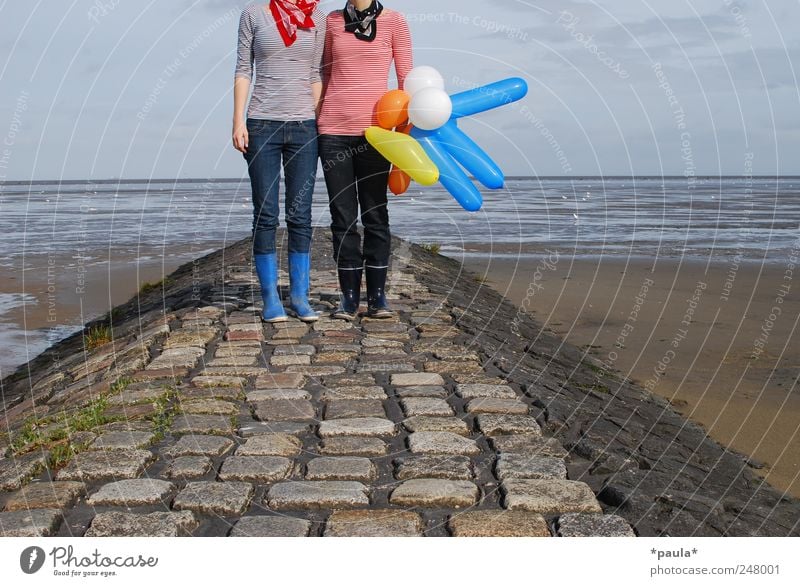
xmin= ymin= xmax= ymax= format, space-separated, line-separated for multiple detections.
xmin=139 ymin=277 xmax=173 ymax=296
xmin=85 ymin=324 xmax=112 ymax=350
xmin=150 ymin=386 xmax=178 ymax=442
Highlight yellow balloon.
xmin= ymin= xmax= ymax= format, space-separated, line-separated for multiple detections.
xmin=365 ymin=127 xmax=439 ymax=186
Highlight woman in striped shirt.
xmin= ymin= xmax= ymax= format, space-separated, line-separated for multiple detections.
xmin=318 ymin=1 xmax=413 ymax=320
xmin=233 ymin=1 xmax=326 ymax=323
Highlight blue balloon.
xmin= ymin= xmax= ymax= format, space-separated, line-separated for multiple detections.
xmin=411 ymin=126 xmax=483 ymax=212
xmin=435 ymin=120 xmax=504 ymax=189
xmin=450 ymin=78 xmax=528 ymax=119
xmin=402 ymin=76 xmax=527 ymax=211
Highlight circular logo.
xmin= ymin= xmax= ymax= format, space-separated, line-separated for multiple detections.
xmin=20 ymin=546 xmax=46 ymax=574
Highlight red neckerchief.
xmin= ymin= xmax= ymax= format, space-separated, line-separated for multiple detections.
xmin=269 ymin=0 xmax=319 ymax=47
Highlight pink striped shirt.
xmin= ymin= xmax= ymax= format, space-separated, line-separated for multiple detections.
xmin=318 ymin=9 xmax=413 ymax=136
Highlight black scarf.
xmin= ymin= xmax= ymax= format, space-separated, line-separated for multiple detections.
xmin=343 ymin=0 xmax=383 ymax=42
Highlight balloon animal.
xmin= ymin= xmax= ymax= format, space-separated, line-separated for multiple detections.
xmin=366 ymin=66 xmax=528 ymax=211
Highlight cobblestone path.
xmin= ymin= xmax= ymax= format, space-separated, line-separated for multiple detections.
xmin=0 ymin=245 xmax=635 ymax=537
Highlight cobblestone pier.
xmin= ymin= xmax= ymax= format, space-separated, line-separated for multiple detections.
xmin=1 ymin=233 xmax=798 ymax=537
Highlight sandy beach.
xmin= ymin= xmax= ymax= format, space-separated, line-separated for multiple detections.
xmin=463 ymin=252 xmax=800 ymax=498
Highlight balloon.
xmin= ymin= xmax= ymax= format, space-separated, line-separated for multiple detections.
xmin=388 ymin=121 xmax=414 ymax=194
xmin=435 ymin=120 xmax=504 ymax=189
xmin=407 ymin=87 xmax=453 ymax=131
xmin=364 ymin=71 xmax=529 ymax=212
xmin=404 ymin=66 xmax=445 ymax=96
xmin=410 ymin=126 xmax=483 ymax=212
xmin=389 ymin=166 xmax=411 ymax=195
xmin=365 ymin=126 xmax=439 ymax=186
xmin=450 ymin=78 xmax=529 ymax=119
xmin=376 ymin=89 xmax=410 ymax=130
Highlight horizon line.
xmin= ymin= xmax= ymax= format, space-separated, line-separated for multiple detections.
xmin=2 ymin=175 xmax=799 ymax=186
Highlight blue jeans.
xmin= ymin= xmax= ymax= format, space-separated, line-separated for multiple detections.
xmin=244 ymin=118 xmax=318 ymax=254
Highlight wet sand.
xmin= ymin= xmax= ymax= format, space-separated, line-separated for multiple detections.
xmin=461 ymin=252 xmax=800 ymax=498
xmin=0 ymin=245 xmax=215 ymax=378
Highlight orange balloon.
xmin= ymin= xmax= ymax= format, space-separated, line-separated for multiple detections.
xmin=389 ymin=165 xmax=411 ymax=195
xmin=397 ymin=122 xmax=413 ymax=135
xmin=376 ymin=90 xmax=410 ymax=130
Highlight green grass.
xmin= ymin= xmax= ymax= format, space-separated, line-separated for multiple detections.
xmin=10 ymin=390 xmax=126 ymax=469
xmin=139 ymin=277 xmax=173 ymax=296
xmin=473 ymin=275 xmax=490 ymax=284
xmin=63 ymin=397 xmax=112 ymax=433
xmin=581 ymin=359 xmax=606 ymax=375
xmin=109 ymin=376 xmax=133 ymax=396
xmin=150 ymin=386 xmax=178 ymax=442
xmin=8 ymin=420 xmax=52 ymax=454
xmin=47 ymin=441 xmax=76 ymax=469
xmin=420 ymin=242 xmax=441 ymax=255
xmin=571 ymin=380 xmax=612 ymax=395
xmin=84 ymin=324 xmax=112 ymax=350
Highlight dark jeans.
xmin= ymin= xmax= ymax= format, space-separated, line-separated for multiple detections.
xmin=318 ymin=134 xmax=391 ymax=269
xmin=244 ymin=118 xmax=318 ymax=255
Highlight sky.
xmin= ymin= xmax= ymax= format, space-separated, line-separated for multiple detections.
xmin=0 ymin=0 xmax=798 ymax=180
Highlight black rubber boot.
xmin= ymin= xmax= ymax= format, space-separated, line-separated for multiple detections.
xmin=365 ymin=265 xmax=393 ymax=319
xmin=332 ymin=267 xmax=362 ymax=321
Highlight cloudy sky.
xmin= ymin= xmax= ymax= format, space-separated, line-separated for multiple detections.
xmin=0 ymin=0 xmax=797 ymax=179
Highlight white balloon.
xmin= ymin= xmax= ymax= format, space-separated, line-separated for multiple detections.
xmin=404 ymin=66 xmax=445 ymax=96
xmin=408 ymin=87 xmax=453 ymax=131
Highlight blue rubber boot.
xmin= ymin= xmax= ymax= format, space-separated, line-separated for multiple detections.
xmin=288 ymin=252 xmax=319 ymax=322
xmin=254 ymin=253 xmax=288 ymax=323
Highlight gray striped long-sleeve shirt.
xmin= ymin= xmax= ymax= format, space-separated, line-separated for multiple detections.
xmin=235 ymin=3 xmax=326 ymax=121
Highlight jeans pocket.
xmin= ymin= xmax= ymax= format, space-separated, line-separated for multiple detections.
xmin=247 ymin=118 xmax=271 ymax=135
xmin=300 ymin=119 xmax=318 ymax=139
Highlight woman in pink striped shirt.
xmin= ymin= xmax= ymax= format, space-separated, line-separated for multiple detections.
xmin=318 ymin=1 xmax=413 ymax=320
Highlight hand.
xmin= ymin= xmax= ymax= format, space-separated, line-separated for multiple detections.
xmin=232 ymin=120 xmax=249 ymax=153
